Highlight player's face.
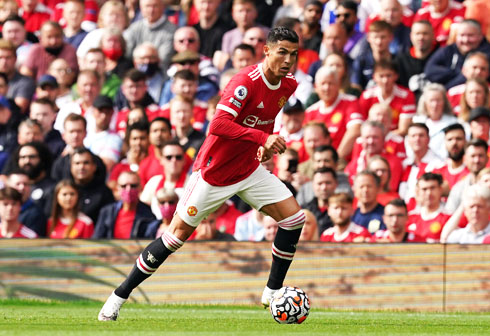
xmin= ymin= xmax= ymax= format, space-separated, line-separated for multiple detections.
xmin=264 ymin=40 xmax=299 ymax=81
xmin=312 ymin=172 xmax=337 ymax=202
xmin=57 ymin=185 xmax=78 ymax=211
xmin=416 ymin=179 xmax=442 ymax=209
xmin=464 ymin=196 xmax=490 ymax=228
xmin=425 ymin=90 xmax=445 ymax=121
xmin=0 ymin=199 xmax=20 ymax=222
xmin=383 ymin=205 xmax=407 ymax=234
xmin=464 ymin=145 xmax=488 ymax=174
xmin=315 ymin=73 xmax=340 ymax=103
xmin=328 ymin=201 xmax=352 ymax=227
xmin=354 ymin=175 xmax=378 ymax=205
xmin=445 ymin=129 xmax=466 ymax=160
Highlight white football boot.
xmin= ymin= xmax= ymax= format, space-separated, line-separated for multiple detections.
xmin=98 ymin=291 xmax=127 ymax=321
xmin=261 ymin=286 xmax=278 ymax=308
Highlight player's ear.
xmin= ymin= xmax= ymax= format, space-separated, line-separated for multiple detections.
xmin=263 ymin=44 xmax=270 ymax=57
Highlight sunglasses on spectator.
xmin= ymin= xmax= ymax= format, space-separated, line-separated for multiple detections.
xmin=177 ymin=60 xmax=199 ymax=66
xmin=335 ymin=13 xmax=351 ymax=19
xmin=165 ymin=155 xmax=183 ymax=161
xmin=119 ymin=183 xmax=139 ymax=189
xmin=178 ymin=38 xmax=196 ymax=44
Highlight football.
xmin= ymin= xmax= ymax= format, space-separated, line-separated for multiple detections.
xmin=269 ymin=286 xmax=310 ymax=324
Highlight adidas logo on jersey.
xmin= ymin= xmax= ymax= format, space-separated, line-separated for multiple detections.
xmin=257 ymin=102 xmax=264 ymax=108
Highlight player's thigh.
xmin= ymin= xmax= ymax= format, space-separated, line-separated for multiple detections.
xmin=177 ymin=170 xmax=239 ymax=227
xmin=237 ymin=165 xmax=295 ymax=219
xmin=260 ymin=196 xmax=301 ymax=222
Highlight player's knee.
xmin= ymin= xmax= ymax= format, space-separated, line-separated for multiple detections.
xmin=277 ymin=210 xmax=305 ymax=231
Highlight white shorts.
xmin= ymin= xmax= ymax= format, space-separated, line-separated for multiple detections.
xmin=177 ymin=164 xmax=293 ymax=227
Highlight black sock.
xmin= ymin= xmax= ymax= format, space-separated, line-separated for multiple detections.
xmin=115 ymin=238 xmax=172 ymax=299
xmin=266 ymin=227 xmax=302 ymax=290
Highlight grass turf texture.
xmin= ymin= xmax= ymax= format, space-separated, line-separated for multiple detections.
xmin=0 ymin=300 xmax=489 ymax=335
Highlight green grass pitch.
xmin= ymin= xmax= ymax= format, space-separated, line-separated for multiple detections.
xmin=0 ymin=300 xmax=489 ymax=336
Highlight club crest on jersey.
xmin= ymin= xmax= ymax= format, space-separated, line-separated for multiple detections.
xmin=234 ymin=85 xmax=248 ymax=100
xmin=278 ymin=96 xmax=287 ymax=108
xmin=187 ymin=206 xmax=198 ymax=216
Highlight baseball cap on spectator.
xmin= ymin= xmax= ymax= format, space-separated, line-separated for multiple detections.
xmin=93 ymin=95 xmax=114 ymax=110
xmin=37 ymin=74 xmax=58 ymax=88
xmin=0 ymin=95 xmax=10 ymax=109
xmin=468 ymin=107 xmax=490 ymax=123
xmin=283 ymin=99 xmax=304 ymax=115
xmin=171 ymin=50 xmax=200 ymax=65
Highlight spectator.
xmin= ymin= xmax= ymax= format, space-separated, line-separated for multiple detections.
xmin=395 ymin=20 xmax=436 ymax=98
xmin=100 ymin=27 xmax=133 ymax=79
xmin=272 ymin=0 xmax=305 ymax=26
xmin=399 ymin=123 xmax=443 ymax=205
xmin=345 ymin=121 xmax=403 ymax=191
xmin=194 ymin=211 xmax=236 ymax=241
xmin=242 ymin=26 xmax=267 ymax=64
xmin=80 ymin=48 xmax=121 ymax=99
xmin=0 ymin=96 xmax=23 ymax=169
xmin=47 ymin=58 xmax=76 ymax=108
xmin=124 ymin=0 xmax=177 ymax=72
xmin=76 ymin=1 xmax=128 ymax=62
xmin=16 ymin=118 xmax=43 ymax=145
xmin=138 ymin=117 xmax=172 ymax=186
xmin=367 ymin=155 xmax=400 ymax=206
xmin=83 ymin=95 xmax=122 ymax=172
xmin=457 ymin=78 xmax=489 ymax=122
xmin=108 ymin=121 xmax=149 ymax=193
xmin=424 ymin=19 xmax=490 ymax=89
xmin=62 ymin=0 xmax=88 ymax=50
xmin=297 ymin=121 xmax=331 ymax=165
xmin=373 ymin=198 xmax=422 ymax=242
xmin=193 ymin=0 xmax=232 ymax=59
xmin=35 ymin=74 xmax=59 ymax=103
xmin=276 ymin=99 xmax=305 ymax=151
xmin=406 ymin=173 xmax=451 ymax=242
xmin=225 ymin=43 xmax=256 ymax=71
xmin=54 ymin=70 xmax=101 ymax=133
xmin=468 ymin=107 xmax=490 ymax=146
xmin=132 ymin=42 xmax=166 ymax=104
xmin=0 ymin=187 xmax=37 ymax=238
xmin=413 ymin=0 xmax=465 ymax=46
xmin=140 ymin=140 xmax=188 ymax=219
xmin=359 ymin=59 xmax=415 ymax=136
xmin=320 ymin=192 xmax=371 ymax=242
xmin=262 ymin=215 xmax=279 ymax=242
xmin=1 ymin=15 xmax=35 ymax=69
xmin=447 ymin=184 xmax=490 ymax=243
xmin=144 ymin=187 xmax=179 ymax=239
xmin=305 ymin=65 xmax=362 ymax=158
xmin=47 ymin=179 xmax=94 ymax=239
xmin=18 ymin=0 xmax=50 ymax=34
xmin=301 ymin=167 xmax=337 ymax=236
xmin=299 ymin=208 xmax=319 ymax=241
xmin=432 ymin=123 xmax=469 ymax=194
xmin=301 ymin=0 xmax=323 ymax=54
xmin=20 ymin=21 xmax=78 ymax=81
xmin=413 ymin=83 xmax=458 ymax=159
xmin=234 ymin=208 xmax=268 ymax=241
xmin=169 ymin=95 xmax=205 ymax=160
xmin=29 ymin=97 xmax=65 ymax=158
xmin=352 ymin=170 xmax=385 ymax=234
xmin=0 ymin=38 xmax=36 ymax=113
xmin=351 ymin=20 xmax=394 ymax=90
xmin=447 ymin=52 xmax=489 ymax=111
xmin=318 ymin=22 xmax=348 ymax=62
xmin=6 ymin=170 xmax=47 ymax=237
xmin=275 ymin=148 xmax=301 ymax=195
xmin=335 ymin=0 xmax=364 ymax=60
xmin=94 ymin=171 xmax=155 ymax=239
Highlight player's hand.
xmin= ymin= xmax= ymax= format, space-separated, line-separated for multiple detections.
xmin=257 ymin=146 xmax=274 ymax=162
xmin=264 ymin=135 xmax=286 ymax=154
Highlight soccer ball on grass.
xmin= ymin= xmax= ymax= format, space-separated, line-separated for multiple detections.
xmin=269 ymin=286 xmax=310 ymax=324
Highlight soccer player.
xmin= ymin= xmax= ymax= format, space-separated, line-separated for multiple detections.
xmin=98 ymin=27 xmax=305 ymax=321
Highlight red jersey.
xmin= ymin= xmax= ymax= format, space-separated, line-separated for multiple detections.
xmin=432 ymin=162 xmax=469 ymax=188
xmin=371 ymin=229 xmax=424 ymax=242
xmin=483 ymin=235 xmax=490 ymax=244
xmin=0 ymin=224 xmax=37 ymax=238
xmin=48 ymin=214 xmax=94 ymax=239
xmin=448 ymin=83 xmax=490 ymax=115
xmin=21 ymin=10 xmax=50 ymax=33
xmin=413 ymin=1 xmax=465 ymax=46
xmin=304 ymin=94 xmax=363 ymax=149
xmin=320 ymin=222 xmax=372 ymax=242
xmin=364 ymin=10 xmax=415 ymax=31
xmin=160 ymin=99 xmax=208 ymax=131
xmin=406 ymin=205 xmax=451 ymax=242
xmin=359 ymin=85 xmax=416 ymax=131
xmin=194 ymin=63 xmax=297 ymax=186
xmin=114 ymin=208 xmax=137 ymax=239
xmin=115 ymin=104 xmax=162 ymax=138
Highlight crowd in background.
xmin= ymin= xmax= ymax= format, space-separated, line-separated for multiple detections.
xmin=0 ymin=0 xmax=490 ymax=244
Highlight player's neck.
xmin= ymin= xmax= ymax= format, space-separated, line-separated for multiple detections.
xmin=262 ymin=62 xmax=281 ymax=85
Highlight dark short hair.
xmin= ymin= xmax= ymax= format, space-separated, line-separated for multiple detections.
xmin=408 ymin=122 xmax=429 ymax=136
xmin=3 ymin=14 xmax=25 ymax=26
xmin=313 ymin=166 xmax=337 ymax=181
xmin=123 ymin=69 xmax=147 ymax=82
xmin=150 ymin=117 xmax=171 ymax=131
xmin=374 ymin=59 xmax=399 ymax=74
xmin=328 ymin=192 xmax=353 ymax=205
xmin=368 ymin=20 xmax=393 ymax=34
xmin=71 ymin=147 xmax=95 ymax=165
xmin=412 ymin=19 xmax=433 ymax=30
xmin=356 ymin=170 xmax=381 ymax=187
xmin=385 ymin=198 xmax=407 ymax=213
xmin=313 ymin=145 xmax=339 ymax=164
xmin=267 ymin=26 xmax=299 ymax=45
xmin=417 ymin=172 xmax=443 ymax=186
xmin=32 ymin=97 xmax=57 ymax=111
xmin=466 ymin=138 xmax=489 ymax=153
xmin=443 ymin=123 xmax=465 ymax=134
xmin=174 ymin=69 xmax=197 ymax=82
xmin=64 ymin=113 xmax=87 ymax=129
xmin=338 ymin=0 xmax=358 ymax=13
xmin=233 ymin=43 xmax=256 ymax=57
xmin=0 ymin=187 xmax=22 ymax=203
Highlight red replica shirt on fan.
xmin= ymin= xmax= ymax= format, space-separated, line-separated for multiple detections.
xmin=406 ymin=206 xmax=451 ymax=243
xmin=432 ymin=162 xmax=469 ymax=189
xmin=413 ymin=1 xmax=465 ymax=46
xmin=0 ymin=224 xmax=37 ymax=238
xmin=48 ymin=214 xmax=94 ymax=239
xmin=320 ymin=222 xmax=372 ymax=242
xmin=116 ymin=104 xmax=162 ymax=138
xmin=194 ymin=63 xmax=297 ymax=186
xmin=304 ymin=94 xmax=363 ymax=149
xmin=359 ymin=85 xmax=416 ymax=131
